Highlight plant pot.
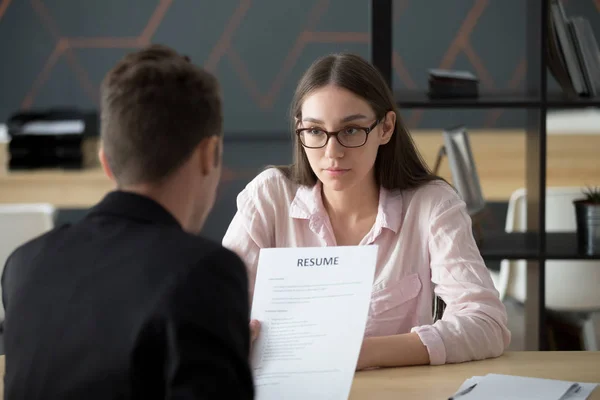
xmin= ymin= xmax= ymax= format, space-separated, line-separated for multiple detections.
xmin=573 ymin=200 xmax=600 ymax=255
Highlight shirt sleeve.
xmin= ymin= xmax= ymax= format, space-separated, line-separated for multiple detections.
xmin=161 ymin=248 xmax=255 ymax=399
xmin=411 ymin=195 xmax=511 ymax=365
xmin=222 ymin=185 xmax=273 ymax=302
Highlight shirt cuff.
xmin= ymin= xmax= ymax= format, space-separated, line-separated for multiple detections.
xmin=411 ymin=325 xmax=446 ymax=365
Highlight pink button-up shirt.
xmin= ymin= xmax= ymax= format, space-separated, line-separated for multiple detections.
xmin=222 ymin=168 xmax=511 ymax=365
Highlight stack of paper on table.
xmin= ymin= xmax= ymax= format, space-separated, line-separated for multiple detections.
xmin=450 ymin=374 xmax=598 ymax=399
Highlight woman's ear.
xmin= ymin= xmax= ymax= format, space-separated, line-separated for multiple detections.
xmin=380 ymin=110 xmax=396 ymax=145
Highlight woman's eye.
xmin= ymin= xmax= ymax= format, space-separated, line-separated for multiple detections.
xmin=344 ymin=127 xmax=359 ymax=135
xmin=307 ymin=129 xmax=323 ymax=135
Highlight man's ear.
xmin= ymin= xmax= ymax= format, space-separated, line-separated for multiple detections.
xmin=380 ymin=110 xmax=396 ymax=145
xmin=98 ymin=146 xmax=115 ymax=182
xmin=198 ymin=135 xmax=221 ymax=175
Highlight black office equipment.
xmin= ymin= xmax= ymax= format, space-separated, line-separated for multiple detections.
xmin=5 ymin=109 xmax=99 ymax=170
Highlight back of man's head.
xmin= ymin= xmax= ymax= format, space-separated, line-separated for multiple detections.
xmin=100 ymin=44 xmax=222 ymax=186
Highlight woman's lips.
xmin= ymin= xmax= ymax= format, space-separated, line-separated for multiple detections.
xmin=324 ymin=168 xmax=350 ymax=177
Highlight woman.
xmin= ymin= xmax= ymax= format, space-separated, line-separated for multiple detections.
xmin=222 ymin=53 xmax=510 ymax=369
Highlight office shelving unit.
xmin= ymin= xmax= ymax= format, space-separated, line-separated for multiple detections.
xmin=370 ymin=0 xmax=600 ymax=351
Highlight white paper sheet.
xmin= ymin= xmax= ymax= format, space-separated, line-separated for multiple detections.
xmin=452 ymin=374 xmax=598 ymax=400
xmin=250 ymin=245 xmax=378 ymax=400
xmin=21 ymin=120 xmax=84 ymax=135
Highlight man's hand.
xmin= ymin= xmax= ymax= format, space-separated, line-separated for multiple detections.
xmin=249 ymin=319 xmax=261 ymax=352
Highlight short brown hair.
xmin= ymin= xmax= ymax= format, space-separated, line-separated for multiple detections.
xmin=100 ymin=44 xmax=222 ymax=185
xmin=276 ymin=53 xmax=440 ymax=191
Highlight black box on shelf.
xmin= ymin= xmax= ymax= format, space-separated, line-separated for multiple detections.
xmin=427 ymin=69 xmax=479 ymax=99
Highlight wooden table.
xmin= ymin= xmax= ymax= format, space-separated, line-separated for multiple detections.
xmin=0 ymin=352 xmax=598 ymax=399
xmin=349 ymin=351 xmax=600 ymax=399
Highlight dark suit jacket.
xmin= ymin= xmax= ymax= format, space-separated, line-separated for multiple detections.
xmin=1 ymin=191 xmax=254 ymax=399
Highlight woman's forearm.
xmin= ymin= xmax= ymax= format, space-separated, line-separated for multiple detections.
xmin=357 ymin=332 xmax=430 ymax=370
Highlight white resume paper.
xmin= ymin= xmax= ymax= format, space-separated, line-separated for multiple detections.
xmin=250 ymin=245 xmax=378 ymax=400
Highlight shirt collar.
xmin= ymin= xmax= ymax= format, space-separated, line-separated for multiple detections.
xmin=376 ymin=187 xmax=403 ymax=234
xmin=289 ymin=182 xmax=324 ymax=220
xmin=289 ymin=182 xmax=403 ymax=234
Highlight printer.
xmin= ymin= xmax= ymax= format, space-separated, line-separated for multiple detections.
xmin=5 ymin=108 xmax=99 ymax=170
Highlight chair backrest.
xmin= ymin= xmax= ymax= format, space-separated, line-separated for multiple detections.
xmin=501 ymin=187 xmax=600 ymax=312
xmin=0 ymin=203 xmax=56 ymax=320
xmin=433 ymin=295 xmax=446 ymax=322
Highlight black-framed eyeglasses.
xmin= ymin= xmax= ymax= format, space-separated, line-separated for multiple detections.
xmin=295 ymin=119 xmax=381 ymax=149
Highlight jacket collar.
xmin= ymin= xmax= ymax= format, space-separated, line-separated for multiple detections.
xmin=86 ymin=190 xmax=181 ymax=228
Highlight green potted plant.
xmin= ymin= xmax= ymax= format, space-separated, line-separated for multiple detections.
xmin=573 ymin=186 xmax=600 ymax=255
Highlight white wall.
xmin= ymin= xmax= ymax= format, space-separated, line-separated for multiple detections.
xmin=547 ymin=108 xmax=600 ymax=135
xmin=0 ymin=124 xmax=7 ymax=143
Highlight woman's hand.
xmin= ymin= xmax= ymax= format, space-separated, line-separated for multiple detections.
xmin=356 ymin=334 xmax=430 ymax=370
xmin=249 ymin=319 xmax=261 ymax=352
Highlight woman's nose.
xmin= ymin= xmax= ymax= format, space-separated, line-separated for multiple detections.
xmin=324 ymin=135 xmax=344 ymax=159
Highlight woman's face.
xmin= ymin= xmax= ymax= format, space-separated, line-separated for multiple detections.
xmin=298 ymin=84 xmax=395 ymax=192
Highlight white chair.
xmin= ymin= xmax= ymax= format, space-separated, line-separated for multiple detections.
xmin=0 ymin=203 xmax=56 ymax=321
xmin=490 ymin=187 xmax=600 ymax=351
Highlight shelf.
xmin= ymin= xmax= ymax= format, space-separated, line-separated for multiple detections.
xmin=395 ymin=91 xmax=600 ymax=109
xmin=545 ymin=93 xmax=600 ymax=108
xmin=395 ymin=91 xmax=542 ymax=109
xmin=372 ymin=0 xmax=595 ymax=351
xmin=479 ymin=232 xmax=600 ymax=260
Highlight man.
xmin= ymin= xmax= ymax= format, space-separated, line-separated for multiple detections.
xmin=1 ymin=44 xmax=254 ymax=399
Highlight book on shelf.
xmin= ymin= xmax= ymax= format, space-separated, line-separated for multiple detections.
xmin=427 ymin=69 xmax=479 ymax=99
xmin=568 ymin=16 xmax=600 ymax=97
xmin=547 ymin=0 xmax=600 ymax=98
xmin=547 ymin=0 xmax=577 ymax=97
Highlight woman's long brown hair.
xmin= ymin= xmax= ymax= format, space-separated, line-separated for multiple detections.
xmin=274 ymin=53 xmax=441 ymax=191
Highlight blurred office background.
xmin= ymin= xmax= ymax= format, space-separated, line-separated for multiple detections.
xmin=1 ymin=0 xmax=600 ymax=353
xmin=2 ymin=0 xmax=600 ymax=129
